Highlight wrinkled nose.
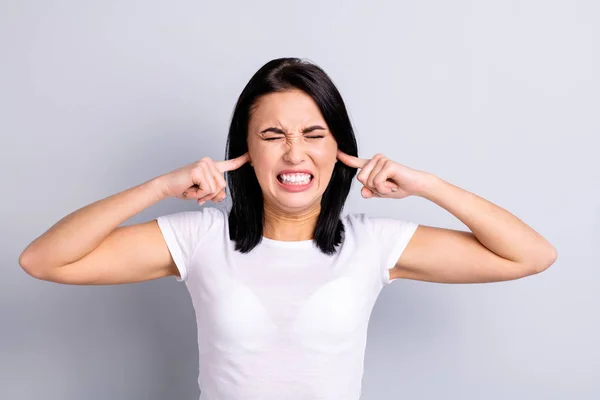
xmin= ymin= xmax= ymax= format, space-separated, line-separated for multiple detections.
xmin=282 ymin=138 xmax=306 ymax=164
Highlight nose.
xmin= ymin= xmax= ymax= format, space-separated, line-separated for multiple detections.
xmin=282 ymin=137 xmax=307 ymax=164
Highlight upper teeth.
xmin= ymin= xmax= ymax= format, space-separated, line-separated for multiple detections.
xmin=279 ymin=173 xmax=312 ymax=183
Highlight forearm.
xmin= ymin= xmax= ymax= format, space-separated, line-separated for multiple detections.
xmin=20 ymin=177 xmax=168 ymax=269
xmin=417 ymin=173 xmax=557 ymax=267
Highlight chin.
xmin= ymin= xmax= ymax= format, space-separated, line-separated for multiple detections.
xmin=275 ymin=197 xmax=320 ymax=211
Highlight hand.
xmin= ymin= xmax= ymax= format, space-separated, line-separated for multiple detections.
xmin=337 ymin=150 xmax=428 ymax=199
xmin=159 ymin=153 xmax=250 ymax=205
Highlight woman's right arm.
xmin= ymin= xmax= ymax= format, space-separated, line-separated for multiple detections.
xmin=19 ymin=177 xmax=178 ymax=285
xmin=18 ymin=154 xmax=248 ymax=285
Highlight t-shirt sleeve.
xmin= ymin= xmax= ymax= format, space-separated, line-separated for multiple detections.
xmin=154 ymin=207 xmax=222 ymax=282
xmin=367 ymin=215 xmax=419 ymax=285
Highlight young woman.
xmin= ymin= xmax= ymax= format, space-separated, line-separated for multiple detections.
xmin=19 ymin=57 xmax=557 ymax=399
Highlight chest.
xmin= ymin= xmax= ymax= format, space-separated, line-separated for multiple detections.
xmin=187 ymin=244 xmax=382 ymax=353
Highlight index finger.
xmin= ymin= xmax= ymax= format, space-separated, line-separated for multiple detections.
xmin=216 ymin=153 xmax=250 ymax=172
xmin=337 ymin=149 xmax=368 ymax=169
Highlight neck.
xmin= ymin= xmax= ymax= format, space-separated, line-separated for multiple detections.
xmin=263 ymin=201 xmax=321 ymax=241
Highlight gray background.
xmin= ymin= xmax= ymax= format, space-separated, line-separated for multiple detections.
xmin=1 ymin=0 xmax=598 ymax=399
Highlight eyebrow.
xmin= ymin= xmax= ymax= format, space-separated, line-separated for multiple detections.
xmin=259 ymin=125 xmax=327 ymax=134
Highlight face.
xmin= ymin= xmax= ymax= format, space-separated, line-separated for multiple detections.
xmin=247 ymin=89 xmax=338 ymax=212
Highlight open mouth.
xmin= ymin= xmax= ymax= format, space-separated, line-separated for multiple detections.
xmin=276 ymin=172 xmax=314 ymax=185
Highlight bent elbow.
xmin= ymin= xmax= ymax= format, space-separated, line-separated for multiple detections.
xmin=530 ymin=247 xmax=558 ymax=275
xmin=19 ymin=250 xmax=45 ymax=280
xmin=19 ymin=250 xmax=33 ymax=272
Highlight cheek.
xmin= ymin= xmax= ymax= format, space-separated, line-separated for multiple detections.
xmin=307 ymin=145 xmax=337 ymax=189
xmin=249 ymin=145 xmax=278 ymax=182
xmin=312 ymin=141 xmax=338 ymax=169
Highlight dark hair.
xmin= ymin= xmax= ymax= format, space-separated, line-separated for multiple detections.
xmin=225 ymin=57 xmax=358 ymax=255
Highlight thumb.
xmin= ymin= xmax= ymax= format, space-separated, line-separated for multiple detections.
xmin=361 ymin=186 xmax=374 ymax=198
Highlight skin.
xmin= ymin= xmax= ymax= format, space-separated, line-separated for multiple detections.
xmin=246 ymin=89 xmax=338 ymax=241
xmin=19 ymin=91 xmax=557 ymax=286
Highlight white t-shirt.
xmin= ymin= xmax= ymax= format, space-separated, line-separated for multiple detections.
xmin=156 ymin=207 xmax=418 ymax=400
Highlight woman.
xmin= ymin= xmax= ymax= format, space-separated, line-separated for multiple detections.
xmin=19 ymin=57 xmax=557 ymax=399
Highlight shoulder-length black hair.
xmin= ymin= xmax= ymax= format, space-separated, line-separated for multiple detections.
xmin=225 ymin=57 xmax=359 ymax=255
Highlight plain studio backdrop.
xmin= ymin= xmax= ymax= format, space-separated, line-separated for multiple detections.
xmin=1 ymin=1 xmax=598 ymax=399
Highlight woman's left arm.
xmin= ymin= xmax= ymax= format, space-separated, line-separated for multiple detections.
xmin=337 ymin=151 xmax=558 ymax=284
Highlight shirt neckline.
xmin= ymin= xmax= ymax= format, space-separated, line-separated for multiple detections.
xmin=260 ymin=236 xmax=315 ymax=249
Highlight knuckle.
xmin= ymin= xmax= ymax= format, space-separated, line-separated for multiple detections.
xmin=198 ymin=157 xmax=213 ymax=168
xmin=191 ymin=171 xmax=203 ymax=184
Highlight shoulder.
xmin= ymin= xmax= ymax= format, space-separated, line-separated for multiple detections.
xmin=342 ymin=212 xmax=419 ymax=241
xmin=156 ymin=206 xmax=227 ymax=234
xmin=159 ymin=205 xmax=226 ymax=220
xmin=342 ymin=212 xmax=417 ymax=228
xmin=154 ymin=207 xmax=228 ymax=282
xmin=341 ymin=212 xmax=370 ymax=227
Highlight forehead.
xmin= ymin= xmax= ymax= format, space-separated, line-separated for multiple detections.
xmin=249 ymin=89 xmax=326 ymax=128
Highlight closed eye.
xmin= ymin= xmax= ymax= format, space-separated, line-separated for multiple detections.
xmin=263 ymin=135 xmax=324 ymax=141
xmin=259 ymin=125 xmax=328 ymax=141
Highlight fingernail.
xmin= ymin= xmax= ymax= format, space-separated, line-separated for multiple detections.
xmin=198 ymin=201 xmax=206 ymax=206
xmin=391 ymin=188 xmax=398 ymax=192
